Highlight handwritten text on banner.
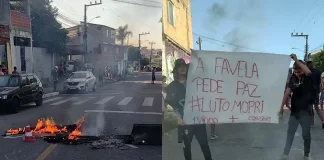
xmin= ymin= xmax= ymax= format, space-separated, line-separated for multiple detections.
xmin=183 ymin=50 xmax=291 ymax=124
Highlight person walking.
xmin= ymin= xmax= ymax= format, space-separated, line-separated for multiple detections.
xmin=280 ymin=54 xmax=315 ymax=160
xmin=151 ymin=67 xmax=156 ymax=84
xmin=12 ymin=66 xmax=19 ymax=74
xmin=99 ymin=69 xmax=104 ymax=87
xmin=306 ymin=60 xmax=324 ymax=128
xmin=52 ymin=66 xmax=59 ymax=92
xmin=165 ymin=59 xmax=212 ymax=160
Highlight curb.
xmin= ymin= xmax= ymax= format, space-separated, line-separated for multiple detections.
xmin=42 ymin=92 xmax=59 ymax=99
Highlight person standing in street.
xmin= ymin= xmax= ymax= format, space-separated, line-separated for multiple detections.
xmin=151 ymin=67 xmax=156 ymax=84
xmin=0 ymin=65 xmax=4 ymax=75
xmin=280 ymin=54 xmax=315 ymax=160
xmin=12 ymin=66 xmax=19 ymax=74
xmin=306 ymin=60 xmax=324 ymax=128
xmin=320 ymin=74 xmax=324 ymax=111
xmin=1 ymin=62 xmax=7 ymax=75
xmin=165 ymin=59 xmax=212 ymax=160
xmin=99 ymin=69 xmax=104 ymax=87
xmin=52 ymin=66 xmax=59 ymax=92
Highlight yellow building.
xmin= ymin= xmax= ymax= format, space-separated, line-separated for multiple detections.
xmin=162 ymin=0 xmax=193 ymax=83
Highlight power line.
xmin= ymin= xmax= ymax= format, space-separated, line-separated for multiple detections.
xmin=292 ymin=0 xmax=317 ymax=32
xmin=108 ymin=0 xmax=162 ymax=8
xmin=306 ymin=2 xmax=324 ymax=26
xmin=193 ymin=32 xmax=264 ymax=52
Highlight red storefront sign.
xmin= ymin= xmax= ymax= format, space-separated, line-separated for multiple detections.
xmin=0 ymin=25 xmax=9 ymax=44
xmin=10 ymin=11 xmax=31 ymax=31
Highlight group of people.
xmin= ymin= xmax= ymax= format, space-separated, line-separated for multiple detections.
xmin=163 ymin=54 xmax=323 ymax=160
xmin=0 ymin=62 xmax=19 ymax=75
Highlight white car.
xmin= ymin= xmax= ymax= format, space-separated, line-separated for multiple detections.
xmin=63 ymin=71 xmax=96 ymax=93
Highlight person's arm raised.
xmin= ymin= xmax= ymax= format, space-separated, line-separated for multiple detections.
xmin=290 ymin=54 xmax=311 ymax=75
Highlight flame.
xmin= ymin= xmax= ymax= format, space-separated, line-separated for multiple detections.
xmin=68 ymin=116 xmax=85 ymax=140
xmin=6 ymin=117 xmax=68 ymax=135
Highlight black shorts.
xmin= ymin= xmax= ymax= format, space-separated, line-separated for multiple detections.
xmin=152 ymin=76 xmax=156 ymax=81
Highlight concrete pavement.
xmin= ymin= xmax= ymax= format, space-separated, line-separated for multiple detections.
xmin=0 ymin=72 xmax=162 ymax=160
xmin=162 ymin=111 xmax=324 ymax=160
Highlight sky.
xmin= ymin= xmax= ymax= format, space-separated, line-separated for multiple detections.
xmin=51 ymin=0 xmax=162 ymax=48
xmin=191 ymin=0 xmax=324 ymax=61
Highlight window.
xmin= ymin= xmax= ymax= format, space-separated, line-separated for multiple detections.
xmin=167 ymin=1 xmax=175 ymax=26
xmin=8 ymin=76 xmax=19 ymax=87
xmin=27 ymin=75 xmax=37 ymax=84
xmin=110 ymin=30 xmax=115 ymax=39
xmin=21 ymin=76 xmax=29 ymax=85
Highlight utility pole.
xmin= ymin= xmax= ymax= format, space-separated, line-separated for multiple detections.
xmin=196 ymin=37 xmax=202 ymax=50
xmin=149 ymin=41 xmax=156 ymax=64
xmin=291 ymin=32 xmax=309 ymax=61
xmin=138 ymin=32 xmax=150 ymax=71
xmin=84 ymin=0 xmax=102 ymax=63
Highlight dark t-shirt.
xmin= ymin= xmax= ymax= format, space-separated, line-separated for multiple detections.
xmin=288 ymin=74 xmax=316 ymax=114
xmin=165 ymin=80 xmax=186 ymax=119
xmin=311 ymin=68 xmax=321 ymax=92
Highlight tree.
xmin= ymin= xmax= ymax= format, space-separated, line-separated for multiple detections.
xmin=127 ymin=46 xmax=140 ymax=61
xmin=30 ymin=0 xmax=68 ymax=54
xmin=151 ymin=55 xmax=162 ymax=67
xmin=141 ymin=57 xmax=150 ymax=66
xmin=116 ymin=25 xmax=133 ymax=45
xmin=311 ymin=50 xmax=324 ymax=72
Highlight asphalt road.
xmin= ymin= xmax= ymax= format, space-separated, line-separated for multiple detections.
xmin=163 ymin=110 xmax=324 ymax=160
xmin=0 ymin=72 xmax=162 ymax=160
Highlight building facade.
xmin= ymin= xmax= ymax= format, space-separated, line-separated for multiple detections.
xmin=162 ymin=0 xmax=193 ymax=83
xmin=67 ymin=23 xmax=128 ymax=76
xmin=0 ymin=0 xmax=33 ymax=73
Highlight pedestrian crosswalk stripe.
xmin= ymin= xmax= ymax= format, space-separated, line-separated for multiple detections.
xmin=43 ymin=97 xmax=63 ymax=104
xmin=142 ymin=97 xmax=154 ymax=106
xmin=73 ymin=97 xmax=95 ymax=105
xmin=94 ymin=96 xmax=115 ymax=104
xmin=118 ymin=97 xmax=133 ymax=105
xmin=50 ymin=97 xmax=77 ymax=105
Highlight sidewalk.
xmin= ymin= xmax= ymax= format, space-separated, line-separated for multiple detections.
xmin=163 ymin=111 xmax=324 ymax=160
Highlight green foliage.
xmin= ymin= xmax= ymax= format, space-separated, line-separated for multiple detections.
xmin=127 ymin=46 xmax=140 ymax=61
xmin=311 ymin=50 xmax=324 ymax=72
xmin=141 ymin=57 xmax=150 ymax=66
xmin=116 ymin=25 xmax=133 ymax=45
xmin=151 ymin=55 xmax=162 ymax=67
xmin=30 ymin=0 xmax=68 ymax=54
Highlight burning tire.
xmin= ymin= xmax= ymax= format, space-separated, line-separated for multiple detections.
xmin=7 ymin=98 xmax=20 ymax=114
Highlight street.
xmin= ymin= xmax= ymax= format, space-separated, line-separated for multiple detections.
xmin=163 ymin=110 xmax=324 ymax=160
xmin=0 ymin=72 xmax=162 ymax=160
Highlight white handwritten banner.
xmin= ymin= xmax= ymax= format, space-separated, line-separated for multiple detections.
xmin=183 ymin=50 xmax=291 ymax=124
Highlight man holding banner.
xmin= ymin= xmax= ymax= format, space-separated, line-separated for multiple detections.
xmin=281 ymin=55 xmax=314 ymax=160
xmin=165 ymin=59 xmax=212 ymax=160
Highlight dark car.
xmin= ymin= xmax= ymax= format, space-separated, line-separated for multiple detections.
xmin=0 ymin=73 xmax=43 ymax=113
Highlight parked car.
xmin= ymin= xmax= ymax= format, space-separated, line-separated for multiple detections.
xmin=66 ymin=61 xmax=75 ymax=72
xmin=0 ymin=73 xmax=43 ymax=113
xmin=63 ymin=71 xmax=96 ymax=93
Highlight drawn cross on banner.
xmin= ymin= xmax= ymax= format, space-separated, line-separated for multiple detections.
xmin=229 ymin=115 xmax=238 ymax=123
